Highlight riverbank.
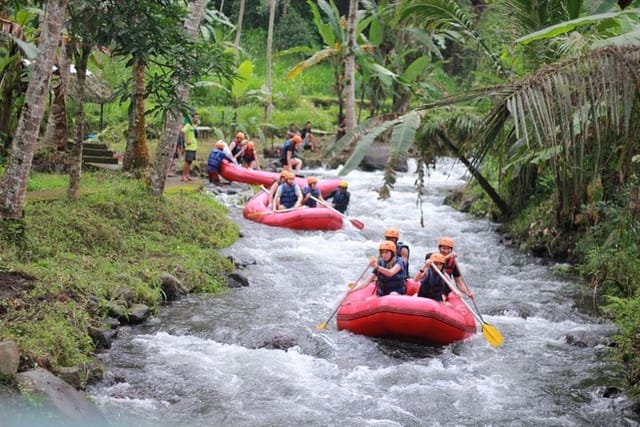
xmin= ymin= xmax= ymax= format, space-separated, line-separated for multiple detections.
xmin=0 ymin=173 xmax=241 ymax=421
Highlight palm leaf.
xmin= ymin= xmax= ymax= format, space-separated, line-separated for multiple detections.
xmin=389 ymin=111 xmax=421 ymax=161
xmin=325 ymin=118 xmax=376 ymax=157
xmin=339 ymin=118 xmax=402 ymax=176
xmin=287 ymin=48 xmax=339 ymax=80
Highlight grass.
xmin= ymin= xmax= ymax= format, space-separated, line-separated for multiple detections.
xmin=0 ymin=174 xmax=239 ymax=369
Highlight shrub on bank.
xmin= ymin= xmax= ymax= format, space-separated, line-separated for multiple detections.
xmin=0 ymin=175 xmax=239 ymax=369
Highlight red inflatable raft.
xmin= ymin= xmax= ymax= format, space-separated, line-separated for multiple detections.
xmin=243 ymin=185 xmax=344 ymax=230
xmin=336 ymin=279 xmax=477 ymax=345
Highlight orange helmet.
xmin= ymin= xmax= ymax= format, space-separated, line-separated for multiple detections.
xmin=283 ymin=171 xmax=295 ymax=180
xmin=384 ymin=227 xmax=400 ymax=239
xmin=430 ymin=253 xmax=447 ymax=264
xmin=236 ymin=132 xmax=245 ymax=139
xmin=307 ymin=176 xmax=318 ymax=185
xmin=379 ymin=240 xmax=397 ymax=253
xmin=338 ymin=180 xmax=348 ymax=188
xmin=215 ymin=141 xmax=225 ymax=149
xmin=279 ymin=170 xmax=288 ymax=179
xmin=292 ymin=135 xmax=302 ymax=144
xmin=247 ymin=141 xmax=254 ymax=148
xmin=438 ymin=237 xmax=454 ymax=249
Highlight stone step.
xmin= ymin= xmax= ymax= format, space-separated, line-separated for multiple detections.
xmin=84 ymin=142 xmax=109 ymax=151
xmin=82 ymin=155 xmax=118 ymax=164
xmin=83 ymin=148 xmax=114 ymax=157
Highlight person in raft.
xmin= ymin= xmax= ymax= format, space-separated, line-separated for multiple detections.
xmin=414 ymin=252 xmax=449 ymax=302
xmin=206 ymin=140 xmax=234 ymax=185
xmin=414 ymin=236 xmax=474 ymax=299
xmin=242 ymin=140 xmax=260 ymax=170
xmin=324 ymin=180 xmax=350 ymax=213
xmin=280 ymin=134 xmax=303 ymax=173
xmin=302 ymin=176 xmax=323 ymax=208
xmin=229 ymin=131 xmax=246 ymax=164
xmin=352 ymin=241 xmax=406 ymax=296
xmin=383 ymin=227 xmax=410 ymax=278
xmin=267 ymin=170 xmax=287 ymax=208
xmin=273 ymin=171 xmax=303 ymax=211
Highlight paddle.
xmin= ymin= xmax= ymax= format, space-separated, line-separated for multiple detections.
xmin=309 ymin=195 xmax=364 ymax=230
xmin=245 ymin=207 xmax=298 ymax=218
xmin=316 ymin=263 xmax=371 ymax=330
xmin=431 ymin=264 xmax=503 ymax=347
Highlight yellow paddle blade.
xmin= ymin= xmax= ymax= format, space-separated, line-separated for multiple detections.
xmin=316 ymin=323 xmax=328 ymax=330
xmin=482 ymin=323 xmax=504 ymax=347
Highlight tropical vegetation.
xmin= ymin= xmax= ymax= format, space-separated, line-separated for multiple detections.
xmin=1 ymin=0 xmax=640 ymax=399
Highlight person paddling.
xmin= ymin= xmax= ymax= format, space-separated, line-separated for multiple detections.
xmin=383 ymin=227 xmax=410 ymax=277
xmin=325 ymin=181 xmax=350 ymax=213
xmin=351 ymin=241 xmax=406 ymax=297
xmin=415 ymin=236 xmax=474 ymax=299
xmin=273 ymin=171 xmax=303 ymax=211
xmin=302 ymin=176 xmax=323 ymax=208
xmin=414 ymin=253 xmax=448 ymax=302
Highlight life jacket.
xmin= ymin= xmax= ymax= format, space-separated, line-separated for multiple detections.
xmin=397 ymin=241 xmax=410 ymax=277
xmin=207 ymin=149 xmax=227 ymax=172
xmin=278 ymin=183 xmax=298 ymax=208
xmin=279 ymin=140 xmax=296 ymax=162
xmin=244 ymin=145 xmax=255 ymax=162
xmin=330 ymin=190 xmax=349 ymax=213
xmin=376 ymin=258 xmax=406 ymax=296
xmin=418 ymin=268 xmax=446 ymax=301
xmin=303 ymin=187 xmax=320 ymax=207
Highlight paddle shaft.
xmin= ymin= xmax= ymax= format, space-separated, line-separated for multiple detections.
xmin=431 ymin=264 xmax=503 ymax=347
xmin=317 ymin=263 xmax=370 ymax=329
xmin=431 ymin=264 xmax=484 ymax=325
xmin=309 ymin=195 xmax=364 ymax=230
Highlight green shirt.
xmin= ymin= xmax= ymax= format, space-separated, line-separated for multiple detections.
xmin=182 ymin=123 xmax=197 ymax=152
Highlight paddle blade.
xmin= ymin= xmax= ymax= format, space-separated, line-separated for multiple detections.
xmin=482 ymin=323 xmax=504 ymax=347
xmin=350 ymin=218 xmax=365 ymax=230
xmin=316 ymin=322 xmax=328 ymax=330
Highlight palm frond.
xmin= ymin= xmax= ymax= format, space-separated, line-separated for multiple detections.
xmin=286 ymin=48 xmax=339 ymax=80
xmin=339 ymin=118 xmax=402 ymax=176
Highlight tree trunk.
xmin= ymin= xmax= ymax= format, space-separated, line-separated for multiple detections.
xmin=0 ymin=0 xmax=69 ymax=219
xmin=264 ymin=0 xmax=276 ymax=122
xmin=123 ymin=56 xmax=150 ymax=171
xmin=438 ymin=130 xmax=511 ymax=218
xmin=343 ymin=0 xmax=358 ymax=132
xmin=68 ymin=44 xmax=90 ymax=200
xmin=43 ymin=38 xmax=72 ymax=151
xmin=0 ymin=49 xmax=24 ymax=156
xmin=233 ymin=0 xmax=246 ymax=61
xmin=149 ymin=0 xmax=206 ymax=197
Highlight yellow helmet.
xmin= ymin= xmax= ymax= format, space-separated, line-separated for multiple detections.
xmin=338 ymin=180 xmax=348 ymax=188
xmin=438 ymin=237 xmax=454 ymax=249
xmin=379 ymin=240 xmax=397 ymax=253
xmin=384 ymin=227 xmax=400 ymax=239
xmin=430 ymin=253 xmax=446 ymax=264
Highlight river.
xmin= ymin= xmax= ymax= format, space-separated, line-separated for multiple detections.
xmin=88 ymin=159 xmax=639 ymax=426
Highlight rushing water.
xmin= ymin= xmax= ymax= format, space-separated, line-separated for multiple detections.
xmin=88 ymin=159 xmax=639 ymax=426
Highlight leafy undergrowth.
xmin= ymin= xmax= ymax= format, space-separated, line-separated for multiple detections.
xmin=0 ymin=175 xmax=238 ymax=369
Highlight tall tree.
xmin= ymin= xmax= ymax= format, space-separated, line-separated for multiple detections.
xmin=343 ymin=0 xmax=358 ymax=132
xmin=149 ymin=0 xmax=207 ymax=196
xmin=264 ymin=0 xmax=276 ymax=122
xmin=42 ymin=38 xmax=72 ymax=151
xmin=0 ymin=0 xmax=69 ymax=219
xmin=234 ymin=0 xmax=246 ymax=61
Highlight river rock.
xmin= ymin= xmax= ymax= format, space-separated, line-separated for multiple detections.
xmin=15 ymin=368 xmax=109 ymax=426
xmin=0 ymin=340 xmax=19 ymax=377
xmin=127 ymin=303 xmax=151 ymax=324
xmin=160 ymin=272 xmax=188 ymax=301
xmin=227 ymin=272 xmax=250 ymax=288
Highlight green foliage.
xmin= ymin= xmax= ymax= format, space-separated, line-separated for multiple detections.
xmin=0 ymin=175 xmax=238 ymax=369
xmin=601 ymin=295 xmax=640 ymax=399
